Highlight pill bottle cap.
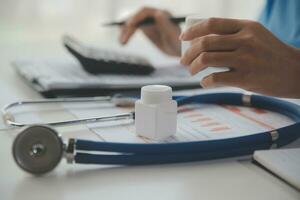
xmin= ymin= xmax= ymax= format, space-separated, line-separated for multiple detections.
xmin=141 ymin=85 xmax=172 ymax=104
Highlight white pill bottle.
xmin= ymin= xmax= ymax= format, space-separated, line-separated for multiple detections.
xmin=135 ymin=85 xmax=177 ymax=140
xmin=181 ymin=15 xmax=229 ymax=78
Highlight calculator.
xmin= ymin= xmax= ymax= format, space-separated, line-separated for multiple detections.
xmin=63 ymin=35 xmax=155 ymax=75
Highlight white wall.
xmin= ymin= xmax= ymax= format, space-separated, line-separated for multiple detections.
xmin=114 ymin=0 xmax=264 ymax=19
xmin=0 ymin=0 xmax=265 ymax=44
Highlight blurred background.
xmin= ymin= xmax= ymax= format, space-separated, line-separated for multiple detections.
xmin=0 ymin=0 xmax=266 ymax=85
xmin=0 ymin=0 xmax=265 ymax=46
xmin=0 ymin=0 xmax=266 ymax=101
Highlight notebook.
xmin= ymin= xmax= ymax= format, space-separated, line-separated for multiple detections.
xmin=253 ymin=148 xmax=300 ymax=190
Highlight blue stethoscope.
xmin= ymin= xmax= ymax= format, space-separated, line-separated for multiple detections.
xmin=5 ymin=92 xmax=300 ymax=175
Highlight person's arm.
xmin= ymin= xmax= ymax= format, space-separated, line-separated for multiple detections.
xmin=119 ymin=7 xmax=181 ymax=56
xmin=180 ymin=18 xmax=300 ymax=98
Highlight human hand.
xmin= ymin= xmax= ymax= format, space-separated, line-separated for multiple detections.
xmin=180 ymin=18 xmax=300 ymax=98
xmin=120 ymin=7 xmax=181 ymax=56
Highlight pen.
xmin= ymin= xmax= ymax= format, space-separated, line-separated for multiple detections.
xmin=103 ymin=17 xmax=186 ymax=27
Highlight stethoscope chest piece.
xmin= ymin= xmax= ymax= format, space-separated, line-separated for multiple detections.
xmin=12 ymin=126 xmax=64 ymax=175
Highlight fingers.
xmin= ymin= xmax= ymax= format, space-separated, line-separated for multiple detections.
xmin=140 ymin=10 xmax=173 ymax=47
xmin=141 ymin=26 xmax=161 ymax=46
xmin=127 ymin=7 xmax=159 ymax=27
xmin=188 ymin=52 xmax=237 ymax=75
xmin=120 ymin=7 xmax=167 ymax=44
xmin=180 ymin=18 xmax=244 ymax=41
xmin=180 ymin=34 xmax=239 ymax=65
xmin=120 ymin=7 xmax=156 ymax=44
xmin=153 ymin=10 xmax=174 ymax=34
xmin=200 ymin=71 xmax=240 ymax=88
xmin=152 ymin=11 xmax=181 ymax=55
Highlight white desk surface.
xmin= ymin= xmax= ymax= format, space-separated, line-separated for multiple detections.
xmin=0 ymin=35 xmax=299 ymax=200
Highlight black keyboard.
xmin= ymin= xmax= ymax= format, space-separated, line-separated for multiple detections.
xmin=63 ymin=35 xmax=155 ymax=75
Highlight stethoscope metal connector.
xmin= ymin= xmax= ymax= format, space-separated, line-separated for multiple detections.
xmin=65 ymin=138 xmax=75 ymax=164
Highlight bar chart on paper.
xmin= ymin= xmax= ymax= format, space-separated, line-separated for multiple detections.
xmin=64 ymin=100 xmax=294 ymax=144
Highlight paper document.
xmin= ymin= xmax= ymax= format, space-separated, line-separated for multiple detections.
xmin=13 ymin=59 xmax=202 ymax=90
xmin=63 ymin=100 xmax=293 ymax=143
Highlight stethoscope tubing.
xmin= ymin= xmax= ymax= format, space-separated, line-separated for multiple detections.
xmin=75 ymin=132 xmax=271 ymax=154
xmin=71 ymin=92 xmax=300 ymax=165
xmin=73 ymin=93 xmax=300 ymax=155
xmin=74 ymin=143 xmax=271 ymax=165
xmin=10 ymin=92 xmax=300 ymax=175
xmin=4 ymin=92 xmax=300 ymax=129
xmin=74 ymin=124 xmax=300 ymax=155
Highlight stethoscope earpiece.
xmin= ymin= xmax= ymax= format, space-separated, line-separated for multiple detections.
xmin=12 ymin=125 xmax=64 ymax=175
